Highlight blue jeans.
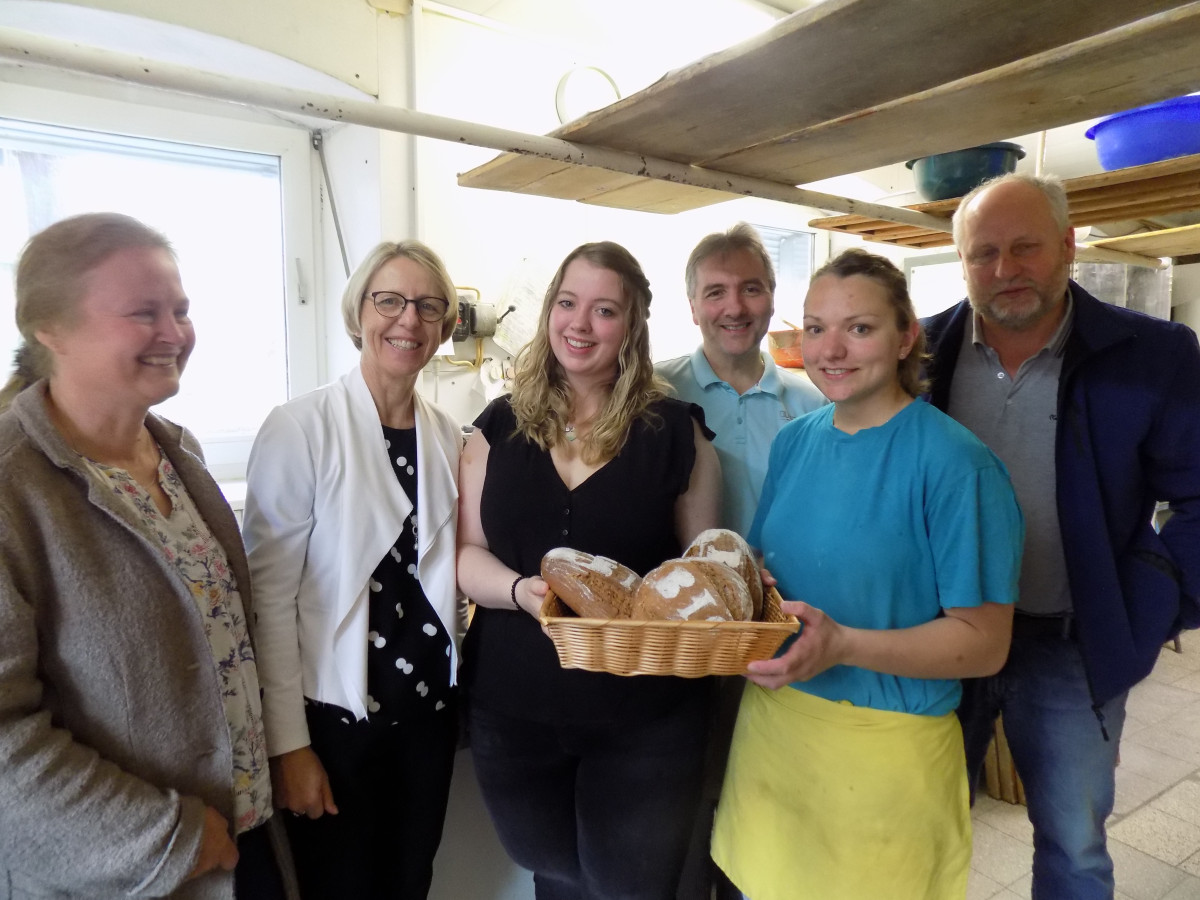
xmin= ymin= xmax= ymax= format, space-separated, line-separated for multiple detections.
xmin=468 ymin=697 xmax=709 ymax=900
xmin=958 ymin=630 xmax=1127 ymax=900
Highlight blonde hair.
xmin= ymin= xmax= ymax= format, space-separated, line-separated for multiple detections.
xmin=1 ymin=213 xmax=172 ymax=411
xmin=810 ymin=248 xmax=930 ymax=397
xmin=510 ymin=242 xmax=666 ymax=463
xmin=340 ymin=240 xmax=459 ymax=348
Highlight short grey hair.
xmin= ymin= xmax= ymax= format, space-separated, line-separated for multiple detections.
xmin=340 ymin=240 xmax=459 ymax=349
xmin=951 ymin=172 xmax=1071 ymax=248
xmin=684 ymin=222 xmax=776 ymax=298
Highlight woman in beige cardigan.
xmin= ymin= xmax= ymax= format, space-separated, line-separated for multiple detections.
xmin=0 ymin=213 xmax=293 ymax=900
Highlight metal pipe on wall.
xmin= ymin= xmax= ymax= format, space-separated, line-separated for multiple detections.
xmin=407 ymin=1 xmax=423 ymax=239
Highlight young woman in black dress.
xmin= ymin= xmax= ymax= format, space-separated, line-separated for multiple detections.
xmin=457 ymin=241 xmax=722 ymax=900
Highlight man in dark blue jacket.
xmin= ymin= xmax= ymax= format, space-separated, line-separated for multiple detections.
xmin=924 ymin=172 xmax=1200 ymax=899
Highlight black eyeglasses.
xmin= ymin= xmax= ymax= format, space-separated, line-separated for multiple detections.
xmin=368 ymin=291 xmax=449 ymax=323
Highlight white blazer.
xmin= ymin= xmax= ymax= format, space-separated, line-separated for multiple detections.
xmin=243 ymin=365 xmax=465 ymax=756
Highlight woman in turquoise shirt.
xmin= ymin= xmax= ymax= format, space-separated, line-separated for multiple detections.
xmin=713 ymin=249 xmax=1023 ymax=900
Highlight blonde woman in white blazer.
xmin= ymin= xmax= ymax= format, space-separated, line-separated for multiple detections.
xmin=244 ymin=241 xmax=466 ymax=900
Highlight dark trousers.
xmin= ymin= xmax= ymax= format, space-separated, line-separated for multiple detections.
xmin=284 ymin=698 xmax=459 ymax=900
xmin=469 ymin=697 xmax=710 ymax=900
xmin=676 ymin=676 xmax=742 ymax=900
xmin=235 ymin=821 xmax=287 ymax=900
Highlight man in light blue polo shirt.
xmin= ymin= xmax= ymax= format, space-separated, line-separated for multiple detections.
xmin=657 ymin=222 xmax=825 ymax=538
xmin=657 ymin=223 xmax=824 ymax=900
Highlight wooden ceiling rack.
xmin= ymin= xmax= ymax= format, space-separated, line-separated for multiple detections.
xmin=1087 ymin=223 xmax=1200 ymax=259
xmin=807 ymin=153 xmax=1200 ymax=259
xmin=458 ymin=0 xmax=1200 ymax=215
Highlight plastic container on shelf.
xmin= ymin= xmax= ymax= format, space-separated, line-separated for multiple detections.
xmin=767 ymin=329 xmax=804 ymax=368
xmin=1085 ymin=95 xmax=1200 ymax=170
xmin=905 ymin=142 xmax=1025 ymax=201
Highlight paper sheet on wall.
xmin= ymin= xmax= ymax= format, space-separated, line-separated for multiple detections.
xmin=478 ymin=357 xmax=510 ymax=403
xmin=492 ymin=256 xmax=556 ymax=357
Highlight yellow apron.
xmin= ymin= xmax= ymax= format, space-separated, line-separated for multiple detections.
xmin=712 ymin=683 xmax=971 ymax=900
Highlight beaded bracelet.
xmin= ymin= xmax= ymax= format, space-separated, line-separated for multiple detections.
xmin=510 ymin=575 xmax=525 ymax=610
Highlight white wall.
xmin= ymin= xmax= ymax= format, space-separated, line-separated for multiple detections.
xmin=66 ymin=0 xmax=384 ymax=93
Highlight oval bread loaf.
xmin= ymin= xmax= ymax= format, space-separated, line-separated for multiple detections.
xmin=540 ymin=548 xmax=640 ymax=619
xmin=630 ymin=558 xmax=753 ymax=622
xmin=683 ymin=528 xmax=764 ymax=620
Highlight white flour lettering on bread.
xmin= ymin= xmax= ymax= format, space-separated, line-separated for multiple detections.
xmin=641 ymin=563 xmax=727 ymax=621
xmin=632 ymin=558 xmax=751 ymax=622
xmin=540 ymin=548 xmax=640 ymax=618
xmin=683 ymin=528 xmax=763 ymax=620
xmin=541 ymin=533 xmax=761 ymax=623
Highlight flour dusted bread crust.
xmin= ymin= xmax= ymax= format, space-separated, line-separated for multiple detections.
xmin=541 ymin=548 xmax=640 ymax=619
xmin=630 ymin=558 xmax=753 ymax=622
xmin=684 ymin=528 xmax=764 ymax=620
xmin=541 ymin=532 xmax=761 ymax=624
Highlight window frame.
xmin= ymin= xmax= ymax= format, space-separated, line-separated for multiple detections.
xmin=0 ymin=80 xmax=321 ymax=480
xmin=752 ymin=222 xmax=816 ymax=316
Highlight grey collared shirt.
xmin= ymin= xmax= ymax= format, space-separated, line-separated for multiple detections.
xmin=947 ymin=295 xmax=1074 ymax=615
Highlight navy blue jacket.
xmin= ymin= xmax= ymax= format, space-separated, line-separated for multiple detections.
xmin=924 ymin=282 xmax=1200 ymax=705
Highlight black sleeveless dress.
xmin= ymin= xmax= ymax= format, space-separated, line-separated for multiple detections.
xmin=462 ymin=396 xmax=712 ymax=725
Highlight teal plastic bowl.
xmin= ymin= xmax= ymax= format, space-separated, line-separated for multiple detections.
xmin=906 ymin=143 xmax=1026 ymax=201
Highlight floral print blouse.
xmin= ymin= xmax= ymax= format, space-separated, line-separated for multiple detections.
xmin=83 ymin=449 xmax=272 ymax=834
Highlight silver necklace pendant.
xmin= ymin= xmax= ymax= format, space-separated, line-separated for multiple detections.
xmin=565 ymin=423 xmax=577 ymax=442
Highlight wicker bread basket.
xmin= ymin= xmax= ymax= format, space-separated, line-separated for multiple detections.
xmin=539 ymin=585 xmax=798 ymax=677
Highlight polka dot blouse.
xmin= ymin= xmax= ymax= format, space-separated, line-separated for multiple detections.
xmin=362 ymin=425 xmax=455 ymax=722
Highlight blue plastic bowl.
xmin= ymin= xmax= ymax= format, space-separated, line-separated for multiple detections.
xmin=1086 ymin=95 xmax=1200 ymax=170
xmin=905 ymin=142 xmax=1026 ymax=202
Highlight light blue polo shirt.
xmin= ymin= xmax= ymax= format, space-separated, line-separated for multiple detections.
xmin=657 ymin=348 xmax=827 ymax=537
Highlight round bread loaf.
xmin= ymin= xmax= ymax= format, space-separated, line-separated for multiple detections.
xmin=540 ymin=547 xmax=640 ymax=619
xmin=630 ymin=558 xmax=752 ymax=622
xmin=684 ymin=528 xmax=764 ymax=620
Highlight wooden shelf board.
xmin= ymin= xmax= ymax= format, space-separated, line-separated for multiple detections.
xmin=808 ymin=153 xmax=1200 ymax=250
xmin=1087 ymin=224 xmax=1200 ymax=259
xmin=459 ymin=1 xmax=1200 ymax=214
xmin=457 ymin=158 xmax=729 ymax=213
xmin=558 ymin=0 xmax=1182 ymax=166
xmin=578 ymin=178 xmax=735 ymax=214
xmin=711 ymin=4 xmax=1200 ymax=184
